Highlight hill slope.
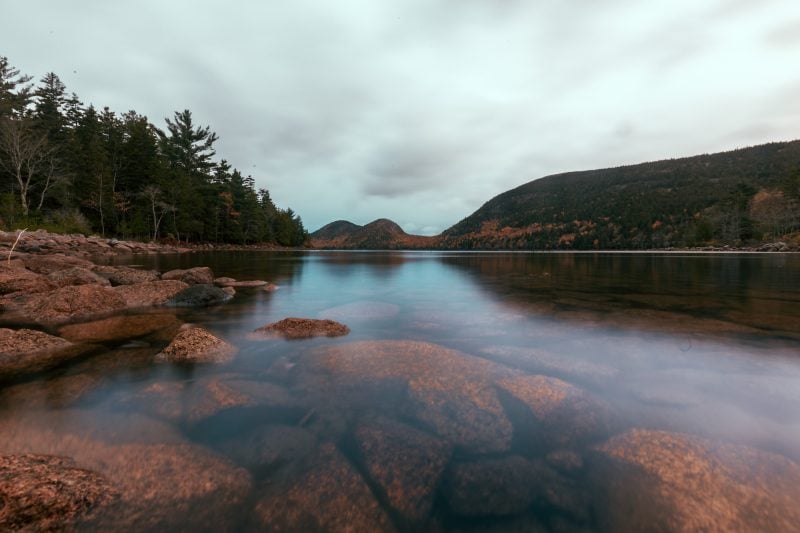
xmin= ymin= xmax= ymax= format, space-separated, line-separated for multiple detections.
xmin=310 ymin=219 xmax=436 ymax=249
xmin=440 ymin=141 xmax=800 ymax=249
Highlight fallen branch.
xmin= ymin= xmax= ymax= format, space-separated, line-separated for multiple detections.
xmin=7 ymin=228 xmax=27 ymax=265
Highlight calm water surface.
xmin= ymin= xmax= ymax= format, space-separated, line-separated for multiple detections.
xmin=2 ymin=251 xmax=800 ymax=531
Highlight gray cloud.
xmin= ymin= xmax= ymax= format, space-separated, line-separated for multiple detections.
xmin=3 ymin=0 xmax=800 ymax=235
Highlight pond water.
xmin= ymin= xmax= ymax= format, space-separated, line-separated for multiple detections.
xmin=2 ymin=251 xmax=800 ymax=531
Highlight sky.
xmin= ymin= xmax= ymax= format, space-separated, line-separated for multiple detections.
xmin=2 ymin=1 xmax=800 ymax=235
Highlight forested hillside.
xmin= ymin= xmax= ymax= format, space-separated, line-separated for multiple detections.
xmin=441 ymin=141 xmax=800 ymax=249
xmin=0 ymin=56 xmax=307 ymax=245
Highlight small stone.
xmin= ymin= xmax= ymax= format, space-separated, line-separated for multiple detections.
xmin=161 ymin=266 xmax=214 ymax=285
xmin=156 ymin=326 xmax=238 ymax=364
xmin=248 ymin=318 xmax=350 ymax=340
xmin=166 ymin=284 xmax=233 ymax=307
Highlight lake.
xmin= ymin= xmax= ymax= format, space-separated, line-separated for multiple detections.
xmin=2 ymin=251 xmax=800 ymax=531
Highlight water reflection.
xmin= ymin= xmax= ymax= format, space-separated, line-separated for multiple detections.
xmin=1 ymin=251 xmax=799 ymax=531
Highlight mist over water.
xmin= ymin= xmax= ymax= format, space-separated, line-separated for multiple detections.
xmin=2 ymin=251 xmax=799 ymax=530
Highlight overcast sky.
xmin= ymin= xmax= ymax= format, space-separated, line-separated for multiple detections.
xmin=3 ymin=1 xmax=800 ymax=234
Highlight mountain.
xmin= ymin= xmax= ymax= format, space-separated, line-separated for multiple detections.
xmin=310 ymin=219 xmax=436 ymax=249
xmin=439 ymin=140 xmax=800 ymax=249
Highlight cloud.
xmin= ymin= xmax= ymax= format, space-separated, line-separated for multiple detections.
xmin=3 ymin=0 xmax=800 ymax=234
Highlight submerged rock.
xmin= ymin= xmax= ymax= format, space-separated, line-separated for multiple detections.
xmin=497 ymin=374 xmax=614 ymax=451
xmin=590 ymin=428 xmax=800 ymax=532
xmin=58 ymin=313 xmax=183 ymax=344
xmin=0 ymin=454 xmax=118 ymax=531
xmin=214 ymin=278 xmax=268 ymax=288
xmin=156 ymin=326 xmax=237 ymax=364
xmin=0 ymin=373 xmax=101 ymax=410
xmin=112 ymin=280 xmax=189 ymax=307
xmin=185 ymin=377 xmax=298 ymax=423
xmin=251 ymin=443 xmax=393 ymax=531
xmin=216 ymin=424 xmax=317 ymax=472
xmin=161 ymin=266 xmax=214 ymax=285
xmin=0 ymin=412 xmax=253 ymax=531
xmin=248 ymin=317 xmax=350 ymax=340
xmin=443 ymin=456 xmax=541 ymax=517
xmin=310 ymin=340 xmax=515 ymax=453
xmin=355 ymin=417 xmax=452 ymax=523
xmin=166 ymin=284 xmax=233 ymax=307
xmin=444 ymin=456 xmax=588 ymax=521
xmin=480 ymin=345 xmax=618 ymax=383
xmin=0 ymin=328 xmax=96 ymax=381
xmin=319 ymin=300 xmax=400 ymax=321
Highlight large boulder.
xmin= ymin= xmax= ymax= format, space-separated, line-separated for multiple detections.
xmin=58 ymin=314 xmax=183 ymax=344
xmin=0 ymin=411 xmax=253 ymax=531
xmin=251 ymin=443 xmax=393 ymax=531
xmin=355 ymin=417 xmax=451 ymax=523
xmin=166 ymin=284 xmax=233 ymax=307
xmin=112 ymin=280 xmax=189 ymax=307
xmin=590 ymin=428 xmax=800 ymax=532
xmin=248 ymin=318 xmax=350 ymax=340
xmin=93 ymin=266 xmax=160 ymax=286
xmin=0 ymin=454 xmax=118 ymax=531
xmin=46 ymin=266 xmax=110 ymax=288
xmin=19 ymin=254 xmax=96 ymax=275
xmin=0 ymin=263 xmax=55 ymax=295
xmin=161 ymin=266 xmax=214 ymax=286
xmin=156 ymin=326 xmax=238 ymax=364
xmin=496 ymin=374 xmax=615 ymax=451
xmin=309 ymin=341 xmax=515 ymax=453
xmin=11 ymin=285 xmax=127 ymax=324
xmin=0 ymin=328 xmax=96 ymax=381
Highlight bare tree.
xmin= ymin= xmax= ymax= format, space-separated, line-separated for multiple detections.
xmin=140 ymin=185 xmax=174 ymax=241
xmin=0 ymin=117 xmax=53 ymax=216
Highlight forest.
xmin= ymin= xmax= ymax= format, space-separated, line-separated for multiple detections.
xmin=442 ymin=141 xmax=800 ymax=250
xmin=0 ymin=56 xmax=307 ymax=246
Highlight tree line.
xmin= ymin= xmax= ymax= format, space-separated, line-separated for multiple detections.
xmin=0 ymin=56 xmax=307 ymax=246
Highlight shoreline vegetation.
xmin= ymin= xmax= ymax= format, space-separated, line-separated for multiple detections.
xmin=0 ymin=56 xmax=307 ymax=247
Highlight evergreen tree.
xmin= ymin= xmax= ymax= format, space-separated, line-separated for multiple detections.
xmin=0 ymin=56 xmax=32 ymax=118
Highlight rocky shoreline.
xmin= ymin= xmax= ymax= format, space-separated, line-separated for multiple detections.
xmin=2 ymin=229 xmax=800 ymax=530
